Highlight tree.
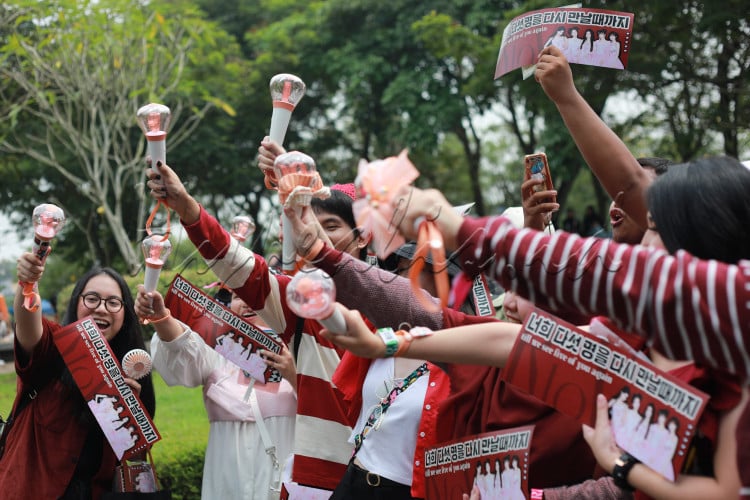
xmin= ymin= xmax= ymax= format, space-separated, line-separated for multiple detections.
xmin=0 ymin=0 xmax=241 ymax=272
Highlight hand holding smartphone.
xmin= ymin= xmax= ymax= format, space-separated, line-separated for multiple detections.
xmin=524 ymin=153 xmax=555 ymax=203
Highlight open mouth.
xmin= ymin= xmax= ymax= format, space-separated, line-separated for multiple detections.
xmin=610 ymin=208 xmax=624 ymax=228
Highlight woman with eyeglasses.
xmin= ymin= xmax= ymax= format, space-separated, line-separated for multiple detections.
xmin=0 ymin=259 xmax=156 ymax=499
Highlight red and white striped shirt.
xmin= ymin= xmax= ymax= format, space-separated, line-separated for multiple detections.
xmin=183 ymin=207 xmax=352 ymax=491
xmin=456 ymin=216 xmax=750 ymax=383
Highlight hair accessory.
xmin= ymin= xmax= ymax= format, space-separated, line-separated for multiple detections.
xmin=122 ymin=349 xmax=153 ymax=379
xmin=331 ymin=183 xmax=357 ymax=201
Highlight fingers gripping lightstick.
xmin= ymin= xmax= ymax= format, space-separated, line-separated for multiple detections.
xmin=286 ymin=268 xmax=346 ymax=334
xmin=21 ymin=204 xmax=66 ymax=311
xmin=262 ymin=74 xmax=306 ymax=190
xmin=274 ymin=151 xmax=329 ymax=274
xmin=141 ymin=235 xmax=172 ymax=294
xmin=136 ymin=103 xmax=171 ymax=176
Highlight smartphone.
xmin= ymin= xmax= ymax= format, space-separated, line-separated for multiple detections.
xmin=524 ymin=153 xmax=555 ymax=202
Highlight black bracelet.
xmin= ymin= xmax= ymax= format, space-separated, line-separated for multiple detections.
xmin=612 ymin=452 xmax=640 ymax=491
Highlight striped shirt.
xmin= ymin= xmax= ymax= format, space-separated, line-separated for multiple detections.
xmin=456 ymin=216 xmax=750 ymax=384
xmin=183 ymin=207 xmax=352 ymax=491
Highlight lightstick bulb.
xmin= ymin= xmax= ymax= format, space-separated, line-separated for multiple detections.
xmin=32 ymin=203 xmax=66 ymax=251
xmin=268 ymin=74 xmax=306 ymax=146
xmin=286 ymin=268 xmax=346 ymax=334
xmin=137 ymin=103 xmax=171 ymax=175
xmin=230 ymin=215 xmax=256 ymax=243
xmin=141 ymin=235 xmax=172 ymax=293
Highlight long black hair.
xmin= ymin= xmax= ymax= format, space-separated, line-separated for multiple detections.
xmin=62 ymin=267 xmax=156 ymax=417
xmin=647 ymin=156 xmax=750 ymax=264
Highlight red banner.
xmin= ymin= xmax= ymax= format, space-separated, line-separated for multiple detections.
xmin=502 ymin=309 xmax=709 ymax=481
xmin=425 ymin=426 xmax=534 ymax=499
xmin=163 ymin=274 xmax=284 ymax=384
xmin=495 ymin=7 xmax=635 ymax=78
xmin=53 ymin=318 xmax=160 ymax=460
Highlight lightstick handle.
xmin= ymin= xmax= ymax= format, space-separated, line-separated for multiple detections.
xmin=144 ymin=266 xmax=161 ymax=293
xmin=147 ymin=138 xmax=166 ymax=176
xmin=281 ymin=211 xmax=296 ymax=273
xmin=318 ymin=307 xmax=346 ymax=335
xmin=269 ymin=107 xmax=293 ymax=145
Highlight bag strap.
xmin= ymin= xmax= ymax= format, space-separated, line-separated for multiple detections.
xmin=0 ymin=386 xmax=37 ymax=459
xmin=292 ymin=315 xmax=304 ymax=363
xmin=147 ymin=447 xmax=161 ymax=491
xmin=249 ymin=393 xmax=282 ymax=493
xmin=352 ymin=363 xmax=428 ymax=455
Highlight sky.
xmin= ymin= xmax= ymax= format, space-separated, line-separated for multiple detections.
xmin=0 ymin=213 xmax=30 ymax=262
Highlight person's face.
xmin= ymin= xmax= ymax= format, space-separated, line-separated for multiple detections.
xmin=640 ymin=212 xmax=666 ymax=250
xmin=314 ymin=209 xmax=364 ymax=258
xmin=570 ymin=29 xmax=578 ymax=37
xmin=77 ymin=274 xmax=125 ymax=341
xmin=645 ymin=405 xmax=653 ymax=418
xmin=609 ymin=33 xmax=616 ymax=41
xmin=585 ymin=31 xmax=592 ymax=40
xmin=230 ymin=294 xmax=269 ymax=329
xmin=485 ymin=462 xmax=491 ymax=473
xmin=632 ymin=397 xmax=641 ymax=410
xmin=657 ymin=413 xmax=667 ymax=424
xmin=610 ymin=201 xmax=645 ymax=244
xmin=668 ymin=420 xmax=677 ymax=433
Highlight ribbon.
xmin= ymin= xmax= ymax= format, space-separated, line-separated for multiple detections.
xmin=145 ymin=200 xmax=171 ymax=242
xmin=410 ymin=219 xmax=449 ymax=312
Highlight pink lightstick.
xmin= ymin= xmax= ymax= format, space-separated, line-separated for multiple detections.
xmin=286 ymin=268 xmax=346 ymax=334
xmin=137 ymin=103 xmax=171 ymax=176
xmin=230 ymin=215 xmax=256 ymax=244
xmin=22 ymin=204 xmax=66 ymax=311
xmin=141 ymin=235 xmax=172 ymax=293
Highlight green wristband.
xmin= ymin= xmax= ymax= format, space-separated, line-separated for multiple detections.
xmin=376 ymin=327 xmax=399 ymax=357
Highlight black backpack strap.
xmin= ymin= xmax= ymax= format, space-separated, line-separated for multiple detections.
xmin=292 ymin=316 xmax=305 ymax=363
xmin=0 ymin=386 xmax=38 ymax=458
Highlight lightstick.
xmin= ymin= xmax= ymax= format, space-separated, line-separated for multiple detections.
xmin=21 ymin=204 xmax=66 ymax=311
xmin=230 ymin=215 xmax=256 ymax=244
xmin=141 ymin=235 xmax=172 ymax=293
xmin=262 ymin=74 xmax=306 ymax=190
xmin=136 ymin=103 xmax=171 ymax=175
xmin=286 ymin=268 xmax=346 ymax=334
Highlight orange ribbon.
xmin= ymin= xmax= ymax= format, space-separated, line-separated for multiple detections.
xmin=410 ymin=219 xmax=449 ymax=313
xmin=145 ymin=200 xmax=171 ymax=242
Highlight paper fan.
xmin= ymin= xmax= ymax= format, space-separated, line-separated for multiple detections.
xmin=122 ymin=349 xmax=153 ymax=379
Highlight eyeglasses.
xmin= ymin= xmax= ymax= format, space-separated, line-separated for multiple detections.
xmin=80 ymin=292 xmax=124 ymax=313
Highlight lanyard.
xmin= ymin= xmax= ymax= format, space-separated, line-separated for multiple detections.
xmin=353 ymin=363 xmax=429 ymax=455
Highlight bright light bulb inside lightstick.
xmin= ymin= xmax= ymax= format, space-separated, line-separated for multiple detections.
xmin=268 ymin=74 xmax=306 ymax=146
xmin=273 ymin=151 xmax=317 ymax=274
xmin=286 ymin=268 xmax=346 ymax=334
xmin=230 ymin=215 xmax=256 ymax=243
xmin=141 ymin=235 xmax=172 ymax=292
xmin=137 ymin=103 xmax=171 ymax=175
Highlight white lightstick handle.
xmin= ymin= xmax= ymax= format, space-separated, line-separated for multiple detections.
xmin=318 ymin=307 xmax=346 ymax=335
xmin=269 ymin=107 xmax=293 ymax=145
xmin=144 ymin=266 xmax=161 ymax=293
xmin=281 ymin=211 xmax=296 ymax=273
xmin=147 ymin=139 xmax=166 ymax=176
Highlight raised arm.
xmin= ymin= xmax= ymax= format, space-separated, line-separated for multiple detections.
xmin=14 ymin=252 xmax=45 ymax=353
xmin=535 ymin=46 xmax=651 ymax=229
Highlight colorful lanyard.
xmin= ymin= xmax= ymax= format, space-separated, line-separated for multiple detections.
xmin=353 ymin=363 xmax=429 ymax=455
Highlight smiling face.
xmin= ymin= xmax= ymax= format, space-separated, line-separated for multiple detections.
xmin=77 ymin=274 xmax=125 ymax=341
xmin=313 ymin=208 xmax=366 ymax=258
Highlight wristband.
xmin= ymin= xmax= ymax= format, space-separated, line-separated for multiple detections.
xmin=150 ymin=310 xmax=172 ymax=324
xmin=395 ymin=327 xmax=433 ymax=357
xmin=612 ymin=451 xmax=639 ymax=491
xmin=376 ymin=327 xmax=399 ymax=357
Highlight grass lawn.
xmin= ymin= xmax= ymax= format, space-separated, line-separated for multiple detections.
xmin=0 ymin=370 xmax=208 ymax=463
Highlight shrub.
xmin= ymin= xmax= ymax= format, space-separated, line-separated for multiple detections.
xmin=156 ymin=447 xmax=205 ymax=499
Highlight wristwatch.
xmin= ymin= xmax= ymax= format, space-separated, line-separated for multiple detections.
xmin=612 ymin=452 xmax=639 ymax=491
xmin=376 ymin=327 xmax=400 ymax=357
